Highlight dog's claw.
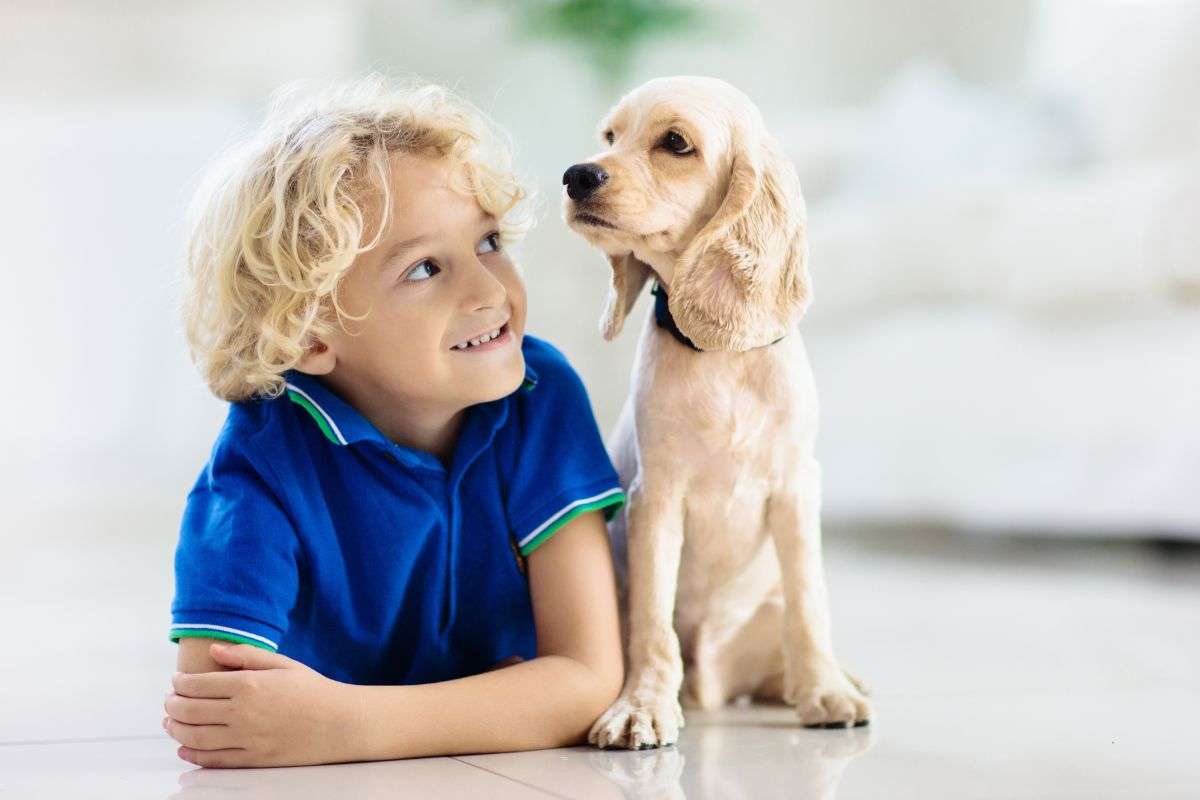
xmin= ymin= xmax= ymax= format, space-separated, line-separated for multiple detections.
xmin=588 ymin=693 xmax=684 ymax=750
xmin=806 ymin=721 xmax=852 ymax=730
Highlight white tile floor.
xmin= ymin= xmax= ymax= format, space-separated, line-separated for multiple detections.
xmin=3 ymin=508 xmax=1197 ymax=798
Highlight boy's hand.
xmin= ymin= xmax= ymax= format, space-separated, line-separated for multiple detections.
xmin=164 ymin=641 xmax=364 ymax=768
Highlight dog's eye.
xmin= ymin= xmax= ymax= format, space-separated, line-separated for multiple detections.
xmin=662 ymin=130 xmax=693 ymax=155
xmin=604 ymin=129 xmax=615 ymax=145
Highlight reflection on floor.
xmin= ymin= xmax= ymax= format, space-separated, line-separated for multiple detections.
xmin=2 ymin=509 xmax=1197 ymax=798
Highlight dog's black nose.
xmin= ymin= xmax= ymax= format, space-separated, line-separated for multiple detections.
xmin=562 ymin=163 xmax=609 ymax=201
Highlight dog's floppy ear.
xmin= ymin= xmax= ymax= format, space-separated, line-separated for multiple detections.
xmin=668 ymin=126 xmax=810 ymax=351
xmin=599 ymin=251 xmax=652 ymax=340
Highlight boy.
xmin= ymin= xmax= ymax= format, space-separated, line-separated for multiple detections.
xmin=164 ymin=76 xmax=627 ymax=767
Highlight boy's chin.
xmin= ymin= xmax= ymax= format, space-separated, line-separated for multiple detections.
xmin=454 ymin=356 xmax=526 ymax=405
xmin=473 ymin=376 xmax=523 ymax=404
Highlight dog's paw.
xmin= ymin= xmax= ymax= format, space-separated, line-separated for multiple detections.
xmin=788 ymin=668 xmax=873 ymax=729
xmin=588 ymin=692 xmax=685 ymax=750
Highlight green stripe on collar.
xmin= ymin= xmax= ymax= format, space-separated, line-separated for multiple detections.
xmin=287 ymin=373 xmax=536 ymax=444
xmin=287 ymin=389 xmax=343 ymax=445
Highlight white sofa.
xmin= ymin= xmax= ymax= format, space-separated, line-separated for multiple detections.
xmin=777 ymin=3 xmax=1200 ymax=537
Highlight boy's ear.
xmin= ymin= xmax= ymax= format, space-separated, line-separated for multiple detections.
xmin=295 ymin=338 xmax=336 ymax=376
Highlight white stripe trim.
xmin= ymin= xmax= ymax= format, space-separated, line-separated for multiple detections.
xmin=171 ymin=623 xmax=278 ymax=650
xmin=518 ymin=487 xmax=624 ymax=547
xmin=284 ymin=382 xmax=348 ymax=445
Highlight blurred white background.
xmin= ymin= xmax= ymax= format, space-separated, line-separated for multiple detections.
xmin=2 ymin=0 xmax=1196 ymax=541
xmin=2 ymin=0 xmax=1197 ymax=539
xmin=0 ymin=5 xmax=1198 ymax=791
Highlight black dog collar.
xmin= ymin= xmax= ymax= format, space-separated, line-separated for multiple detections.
xmin=650 ymin=280 xmax=786 ymax=352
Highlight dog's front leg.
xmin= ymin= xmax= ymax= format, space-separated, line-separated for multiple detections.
xmin=767 ymin=466 xmax=873 ymax=728
xmin=589 ymin=481 xmax=687 ymax=749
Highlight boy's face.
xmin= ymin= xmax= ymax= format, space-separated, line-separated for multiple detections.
xmin=301 ymin=151 xmax=528 ymax=415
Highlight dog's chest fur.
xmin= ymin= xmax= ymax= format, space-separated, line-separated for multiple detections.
xmin=627 ymin=325 xmax=818 ymax=601
xmin=635 ymin=325 xmax=817 ymax=471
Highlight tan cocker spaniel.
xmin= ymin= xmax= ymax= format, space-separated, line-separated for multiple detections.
xmin=563 ymin=76 xmax=873 ymax=749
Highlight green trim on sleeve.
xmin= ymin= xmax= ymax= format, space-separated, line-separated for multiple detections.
xmin=169 ymin=629 xmax=277 ymax=651
xmin=519 ymin=490 xmax=626 ymax=556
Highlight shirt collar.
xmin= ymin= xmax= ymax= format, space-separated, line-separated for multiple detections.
xmin=282 ymin=371 xmax=372 ymax=447
xmin=520 ymin=361 xmax=539 ymax=392
xmin=282 ymin=362 xmax=540 ymax=453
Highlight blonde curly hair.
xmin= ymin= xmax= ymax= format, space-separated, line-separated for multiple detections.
xmin=182 ymin=73 xmax=535 ymax=402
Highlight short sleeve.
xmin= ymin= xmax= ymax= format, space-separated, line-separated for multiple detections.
xmin=505 ymin=341 xmax=625 ymax=556
xmin=169 ymin=441 xmax=301 ymax=652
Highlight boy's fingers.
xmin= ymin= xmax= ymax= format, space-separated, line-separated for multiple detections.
xmin=164 ymin=692 xmax=231 ymax=725
xmin=178 ymin=746 xmax=251 ymax=769
xmin=209 ymin=641 xmax=293 ymax=671
xmin=172 ymin=671 xmax=240 ymax=699
xmin=164 ymin=717 xmax=240 ymax=751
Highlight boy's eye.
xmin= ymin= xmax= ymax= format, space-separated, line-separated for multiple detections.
xmin=404 ymin=260 xmax=440 ymax=282
xmin=477 ymin=231 xmax=502 ymax=254
xmin=401 ymin=232 xmax=500 ymax=282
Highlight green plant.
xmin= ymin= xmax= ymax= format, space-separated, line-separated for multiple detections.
xmin=482 ymin=0 xmax=716 ymax=89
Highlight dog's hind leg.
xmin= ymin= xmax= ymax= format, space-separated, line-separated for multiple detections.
xmin=685 ymin=593 xmax=788 ymax=708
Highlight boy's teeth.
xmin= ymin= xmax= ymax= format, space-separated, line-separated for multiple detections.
xmin=455 ymin=326 xmax=503 ymax=350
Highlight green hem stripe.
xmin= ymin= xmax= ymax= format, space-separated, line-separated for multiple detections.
xmin=519 ymin=491 xmax=626 ymax=556
xmin=169 ymin=629 xmax=277 ymax=651
xmin=287 ymin=390 xmax=341 ymax=445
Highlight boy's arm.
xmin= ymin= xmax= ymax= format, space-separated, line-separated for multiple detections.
xmin=165 ymin=509 xmax=623 ymax=767
xmin=354 ymin=507 xmax=624 ymax=759
xmin=176 ymin=636 xmax=234 ymax=674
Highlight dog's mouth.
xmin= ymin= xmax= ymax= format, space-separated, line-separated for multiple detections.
xmin=572 ymin=211 xmax=617 ymax=230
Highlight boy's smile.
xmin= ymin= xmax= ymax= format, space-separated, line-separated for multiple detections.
xmin=448 ymin=317 xmax=513 ymax=351
xmin=296 ymin=149 xmax=528 ymax=462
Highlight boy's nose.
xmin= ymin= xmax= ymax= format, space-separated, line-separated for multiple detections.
xmin=562 ymin=163 xmax=609 ymax=201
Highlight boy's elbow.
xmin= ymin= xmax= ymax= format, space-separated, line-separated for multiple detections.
xmin=595 ymin=658 xmax=624 ymax=709
xmin=570 ymin=657 xmax=624 ymax=744
xmin=534 ymin=654 xmax=625 ymax=748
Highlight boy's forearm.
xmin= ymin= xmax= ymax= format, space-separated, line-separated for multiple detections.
xmin=347 ymin=654 xmax=622 ymax=761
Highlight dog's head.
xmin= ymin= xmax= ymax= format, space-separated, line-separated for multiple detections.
xmin=563 ymin=76 xmax=810 ymax=350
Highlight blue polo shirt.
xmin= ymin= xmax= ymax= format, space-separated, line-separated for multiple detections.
xmin=169 ymin=334 xmax=625 ymax=686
